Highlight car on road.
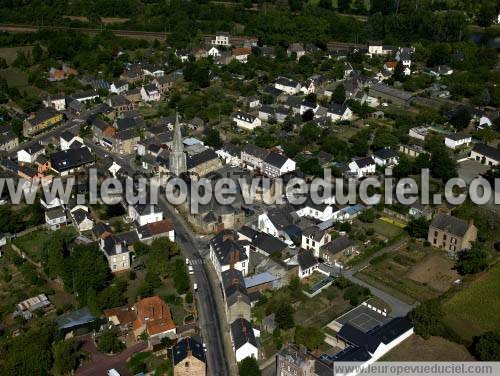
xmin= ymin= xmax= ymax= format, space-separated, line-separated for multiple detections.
xmin=188 ymin=265 xmax=194 ymax=274
xmin=185 ymin=257 xmax=190 ymax=265
xmin=194 ymin=282 xmax=198 ymax=291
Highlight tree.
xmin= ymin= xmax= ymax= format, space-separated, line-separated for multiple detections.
xmin=449 ymin=106 xmax=471 ymax=130
xmin=477 ymin=3 xmax=496 ymax=27
xmin=238 ymin=356 xmax=261 ymax=376
xmin=332 ymin=84 xmax=346 ymax=104
xmin=97 ymin=329 xmax=125 ymax=354
xmin=343 ymin=284 xmax=370 ymax=306
xmin=406 ymin=217 xmax=429 ymax=239
xmin=204 ymin=128 xmax=222 ymax=148
xmin=471 ymin=331 xmax=500 ymax=361
xmin=358 ymin=208 xmax=376 ymax=223
xmin=295 ymin=326 xmax=326 ymax=350
xmin=53 ymin=339 xmax=82 ymax=376
xmin=408 ymin=299 xmax=445 ymax=339
xmin=455 ymin=243 xmax=490 ymax=275
xmin=275 ymin=303 xmax=294 ymax=330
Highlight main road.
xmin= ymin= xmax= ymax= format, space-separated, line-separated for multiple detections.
xmin=88 ymin=143 xmax=232 ymax=376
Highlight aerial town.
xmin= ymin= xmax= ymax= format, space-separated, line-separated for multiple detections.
xmin=0 ymin=1 xmax=499 ymax=375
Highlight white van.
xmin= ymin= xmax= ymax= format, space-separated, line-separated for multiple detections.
xmin=107 ymin=369 xmax=121 ymax=376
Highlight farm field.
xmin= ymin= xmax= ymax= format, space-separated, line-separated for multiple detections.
xmin=357 ymin=246 xmax=457 ymax=303
xmin=442 ymin=263 xmax=500 ymax=341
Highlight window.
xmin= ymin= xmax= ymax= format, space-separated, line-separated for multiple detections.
xmin=433 ymin=238 xmax=437 ymax=245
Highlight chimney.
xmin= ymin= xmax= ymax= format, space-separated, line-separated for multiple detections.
xmin=115 ymin=242 xmax=122 ymax=254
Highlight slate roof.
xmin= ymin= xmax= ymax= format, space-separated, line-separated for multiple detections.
xmin=222 ymin=268 xmax=250 ymax=307
xmin=231 ymin=318 xmax=257 ymax=350
xmin=50 ymin=147 xmax=94 ymax=172
xmin=108 ymin=95 xmax=131 ymax=107
xmin=472 ymin=143 xmax=500 ymax=162
xmin=373 ymin=148 xmax=398 ymax=160
xmin=297 ymin=249 xmax=317 ymax=270
xmin=328 ymin=102 xmax=349 ymax=116
xmin=320 ymin=236 xmax=353 ymax=255
xmin=187 ymin=149 xmax=218 ymax=169
xmin=239 ymin=226 xmax=288 ymax=255
xmin=353 ymin=156 xmax=375 ymax=168
xmin=276 ymin=76 xmax=299 ymax=88
xmin=242 ymin=144 xmax=269 ymax=160
xmin=430 ymin=213 xmax=470 ymax=237
xmin=172 ymin=337 xmax=206 ymax=366
xmin=21 ymin=142 xmax=44 ymax=155
xmin=302 ymin=226 xmax=326 ymax=242
xmin=264 ymin=152 xmax=289 ymax=169
xmin=445 ymin=133 xmax=470 ymax=141
xmin=46 ymin=206 xmax=66 ymax=220
xmin=234 ymin=111 xmax=257 ymax=123
xmin=133 ymin=203 xmax=162 ymax=216
xmin=220 ymin=143 xmax=241 ymax=157
xmin=210 ymin=230 xmax=248 ymax=266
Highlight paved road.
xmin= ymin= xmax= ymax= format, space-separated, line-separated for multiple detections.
xmin=342 ymin=239 xmax=417 ymax=317
xmin=76 ymin=334 xmax=147 ymax=376
xmin=87 ymin=142 xmax=231 ymax=376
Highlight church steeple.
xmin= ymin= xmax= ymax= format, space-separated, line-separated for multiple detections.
xmin=169 ymin=110 xmax=187 ymax=176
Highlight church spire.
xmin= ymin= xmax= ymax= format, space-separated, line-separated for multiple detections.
xmin=169 ymin=110 xmax=187 ymax=176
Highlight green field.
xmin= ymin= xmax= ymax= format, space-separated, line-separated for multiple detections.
xmin=443 ymin=263 xmax=500 ymax=341
xmin=13 ymin=227 xmax=76 ymax=263
xmin=372 ymin=218 xmax=405 ymax=238
xmin=0 ymin=46 xmax=33 ymax=65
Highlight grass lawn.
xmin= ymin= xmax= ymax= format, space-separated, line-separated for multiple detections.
xmin=13 ymin=227 xmax=77 ymax=263
xmin=371 ymin=218 xmax=405 ymax=239
xmin=0 ymin=46 xmax=33 ymax=65
xmin=0 ymin=67 xmax=29 ymax=88
xmin=383 ymin=335 xmax=473 ymax=361
xmin=442 ymin=263 xmax=500 ymax=341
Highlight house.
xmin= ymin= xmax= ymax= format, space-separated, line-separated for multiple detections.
xmin=296 ymin=249 xmax=319 ymax=279
xmin=241 ymin=144 xmax=269 ymax=172
xmin=299 ymin=100 xmax=319 ymax=116
xmin=396 ymin=47 xmax=413 ymax=68
xmin=373 ymin=148 xmax=399 ymax=167
xmin=142 ymin=64 xmax=164 ymax=77
xmin=17 ymin=143 xmax=44 ymax=164
xmin=300 ymin=79 xmax=316 ymax=95
xmin=444 ymin=133 xmax=472 ymax=149
xmin=233 ymin=111 xmax=262 ymax=131
xmin=320 ymin=236 xmax=356 ymax=268
xmin=258 ymin=105 xmax=275 ymax=122
xmin=128 ymin=203 xmax=163 ymax=226
xmin=124 ymin=88 xmax=142 ymax=106
xmin=110 ymin=81 xmax=129 ymax=95
xmin=141 ymin=84 xmax=161 ymax=102
xmin=208 ymin=46 xmax=221 ymax=58
xmin=48 ymin=64 xmax=77 ymax=81
xmin=112 ymin=128 xmax=140 ymax=155
xmin=238 ymin=226 xmax=288 ymax=257
xmin=120 ymin=66 xmax=145 ymax=84
xmin=368 ymin=83 xmax=413 ymax=107
xmin=153 ymin=76 xmax=174 ymax=94
xmin=45 ymin=207 xmax=67 ymax=230
xmin=137 ymin=219 xmax=175 ymax=244
xmin=69 ymin=90 xmax=99 ymax=103
xmin=232 ymin=48 xmax=251 ymax=63
xmin=100 ymin=231 xmax=138 ymax=272
xmin=230 ymin=318 xmax=258 ymax=362
xmin=275 ymin=77 xmax=301 ymax=95
xmin=469 ymin=143 xmax=500 ymax=167
xmin=50 ymin=147 xmax=94 ymax=176
xmin=43 ymin=94 xmax=66 ymax=111
xmin=59 ymin=131 xmax=83 ymax=151
xmin=212 ymin=31 xmax=230 ymax=46
xmin=367 ymin=41 xmax=395 ymax=57
xmin=301 ymin=226 xmax=331 ymax=257
xmin=348 ymin=157 xmax=376 ymax=178
xmin=222 ymin=268 xmax=251 ymax=323
xmin=216 ymin=143 xmax=242 ymax=166
xmin=133 ymin=296 xmax=176 ymax=340
xmin=287 ymin=43 xmax=305 ymax=60
xmin=71 ymin=208 xmax=94 ymax=232
xmin=107 ymin=95 xmax=134 ymax=117
xmin=173 ymin=337 xmax=206 ymax=376
xmin=209 ymin=229 xmax=249 ymax=280
xmin=427 ymin=214 xmax=477 ymax=256
xmin=384 ymin=61 xmax=398 ymax=73
xmin=408 ymin=200 xmax=431 ymax=220
xmin=0 ymin=129 xmax=19 ymax=152
xmin=23 ymin=108 xmax=63 ymax=137
xmin=327 ymin=103 xmax=353 ymax=122
xmin=335 ymin=316 xmax=413 ymax=366
xmin=276 ymin=344 xmax=329 ymax=376
xmin=262 ymin=152 xmax=296 ymax=178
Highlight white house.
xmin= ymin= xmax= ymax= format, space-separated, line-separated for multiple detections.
xmin=110 ymin=81 xmax=129 ymax=95
xmin=60 ymin=131 xmax=84 ymax=151
xmin=444 ymin=133 xmax=472 ymax=149
xmin=261 ymin=152 xmax=296 ymax=178
xmin=299 ymin=101 xmax=319 ymax=116
xmin=408 ymin=126 xmax=430 ymax=141
xmin=233 ymin=111 xmax=262 ymax=130
xmin=368 ymin=42 xmax=384 ymax=56
xmin=71 ymin=208 xmax=94 ymax=232
xmin=327 ymin=103 xmax=353 ymax=122
xmin=233 ymin=48 xmax=251 ymax=64
xmin=300 ymin=79 xmax=315 ymax=95
xmin=43 ymin=95 xmax=66 ymax=111
xmin=396 ymin=47 xmax=413 ymax=68
xmin=348 ymin=157 xmax=376 ymax=178
xmin=274 ymin=77 xmax=301 ymax=95
xmin=17 ymin=143 xmax=44 ymax=164
xmin=295 ymin=201 xmax=341 ymax=222
xmin=45 ymin=207 xmax=67 ymax=231
xmin=209 ymin=230 xmax=249 ymax=281
xmin=128 ymin=203 xmax=163 ymax=226
xmin=429 ymin=65 xmax=453 ymax=77
xmin=373 ymin=148 xmax=399 ymax=167
xmin=296 ymin=249 xmax=319 ymax=279
xmin=469 ymin=143 xmax=500 ymax=167
xmin=231 ymin=318 xmax=258 ymax=362
xmin=208 ymin=46 xmax=221 ymax=58
xmin=140 ymin=84 xmax=161 ymax=102
xmin=216 ymin=143 xmax=241 ymax=166
xmin=212 ymin=31 xmax=230 ymax=46
xmin=301 ymin=226 xmax=331 ymax=257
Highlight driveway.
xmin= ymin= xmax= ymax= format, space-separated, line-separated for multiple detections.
xmin=76 ymin=335 xmax=147 ymax=376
